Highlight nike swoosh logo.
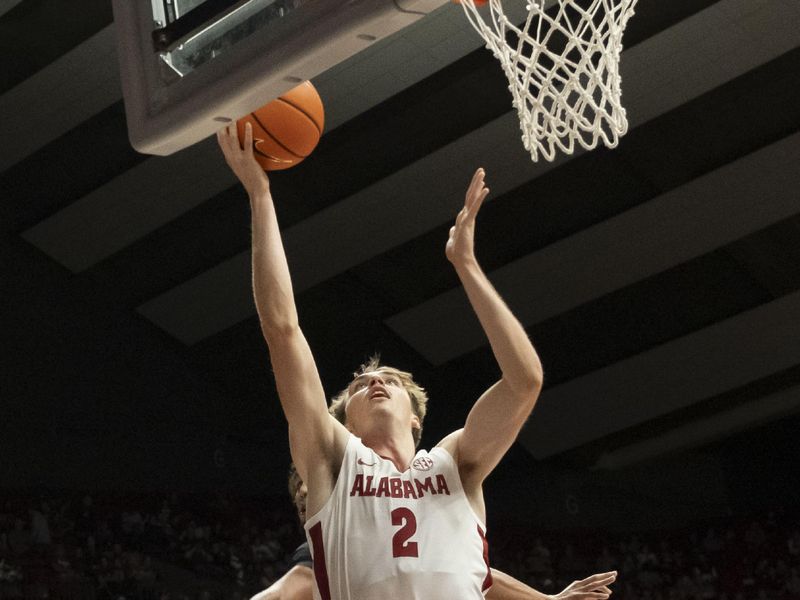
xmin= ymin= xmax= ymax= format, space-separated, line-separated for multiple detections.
xmin=357 ymin=458 xmax=377 ymax=467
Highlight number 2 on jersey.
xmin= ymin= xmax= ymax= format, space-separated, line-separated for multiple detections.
xmin=391 ymin=507 xmax=418 ymax=557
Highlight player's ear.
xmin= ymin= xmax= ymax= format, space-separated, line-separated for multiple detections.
xmin=410 ymin=414 xmax=421 ymax=431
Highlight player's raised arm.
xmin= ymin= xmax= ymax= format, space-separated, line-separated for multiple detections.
xmin=216 ymin=123 xmax=345 ymax=481
xmin=442 ymin=168 xmax=544 ymax=486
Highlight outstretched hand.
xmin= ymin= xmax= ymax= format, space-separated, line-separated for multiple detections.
xmin=446 ymin=167 xmax=490 ymax=268
xmin=216 ymin=122 xmax=270 ymax=198
xmin=552 ymin=571 xmax=617 ymax=600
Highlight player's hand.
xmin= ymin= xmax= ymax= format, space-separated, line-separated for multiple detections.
xmin=217 ymin=122 xmax=270 ymax=198
xmin=446 ymin=167 xmax=490 ymax=268
xmin=551 ymin=572 xmax=617 ymax=600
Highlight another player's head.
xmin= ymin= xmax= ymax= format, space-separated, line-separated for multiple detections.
xmin=329 ymin=356 xmax=428 ymax=448
xmin=288 ymin=463 xmax=308 ymax=524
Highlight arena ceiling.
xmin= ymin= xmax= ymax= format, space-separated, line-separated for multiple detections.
xmin=2 ymin=0 xmax=800 ymax=490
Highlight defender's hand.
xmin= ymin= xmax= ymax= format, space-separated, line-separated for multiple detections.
xmin=217 ymin=122 xmax=270 ymax=198
xmin=446 ymin=167 xmax=490 ymax=268
xmin=552 ymin=572 xmax=617 ymax=600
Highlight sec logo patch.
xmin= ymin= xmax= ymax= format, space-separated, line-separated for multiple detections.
xmin=412 ymin=456 xmax=434 ymax=471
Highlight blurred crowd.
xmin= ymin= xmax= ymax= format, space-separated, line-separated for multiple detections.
xmin=491 ymin=507 xmax=800 ymax=600
xmin=1 ymin=490 xmax=797 ymax=600
xmin=0 ymin=492 xmax=298 ymax=600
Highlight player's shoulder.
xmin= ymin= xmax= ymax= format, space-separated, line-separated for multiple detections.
xmin=434 ymin=428 xmax=464 ymax=462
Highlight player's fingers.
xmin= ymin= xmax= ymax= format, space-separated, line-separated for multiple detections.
xmin=244 ymin=122 xmax=253 ymax=155
xmin=583 ymin=572 xmax=617 ymax=583
xmin=581 ymin=580 xmax=616 ymax=592
xmin=217 ymin=128 xmax=236 ymax=158
xmin=217 ymin=126 xmax=230 ymax=145
xmin=466 ymin=168 xmax=484 ymax=201
xmin=466 ymin=187 xmax=489 ymax=218
xmin=470 ymin=167 xmax=484 ymax=187
xmin=587 ymin=575 xmax=617 ymax=586
xmin=584 ymin=585 xmax=613 ymax=593
xmin=475 ymin=187 xmax=490 ymax=209
xmin=572 ymin=590 xmax=611 ymax=599
xmin=577 ymin=574 xmax=616 ymax=590
xmin=216 ymin=130 xmax=227 ymax=152
xmin=472 ymin=171 xmax=485 ymax=199
xmin=223 ymin=123 xmax=238 ymax=149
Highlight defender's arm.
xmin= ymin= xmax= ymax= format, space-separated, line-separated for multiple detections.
xmin=487 ymin=569 xmax=616 ymax=600
xmin=250 ymin=565 xmax=314 ymax=600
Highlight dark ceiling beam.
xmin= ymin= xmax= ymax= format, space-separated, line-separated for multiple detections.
xmin=387 ymin=132 xmax=800 ymax=364
xmin=523 ymin=288 xmax=800 ymax=458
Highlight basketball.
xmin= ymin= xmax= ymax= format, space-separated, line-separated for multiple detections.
xmin=237 ymin=80 xmax=324 ymax=171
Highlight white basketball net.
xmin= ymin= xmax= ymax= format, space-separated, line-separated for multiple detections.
xmin=459 ymin=0 xmax=638 ymax=162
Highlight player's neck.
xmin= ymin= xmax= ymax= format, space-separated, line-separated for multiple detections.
xmin=361 ymin=428 xmax=416 ymax=472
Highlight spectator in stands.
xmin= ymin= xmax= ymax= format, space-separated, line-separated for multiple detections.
xmin=2 ymin=488 xmax=799 ymax=600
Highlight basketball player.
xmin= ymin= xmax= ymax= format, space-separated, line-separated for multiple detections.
xmin=219 ymin=121 xmax=561 ymax=598
xmin=252 ymin=465 xmax=617 ymax=600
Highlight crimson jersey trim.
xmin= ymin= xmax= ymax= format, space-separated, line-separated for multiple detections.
xmin=309 ymin=522 xmax=332 ymax=600
xmin=478 ymin=525 xmax=493 ymax=592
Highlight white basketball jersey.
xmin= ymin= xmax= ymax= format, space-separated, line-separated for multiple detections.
xmin=304 ymin=434 xmax=492 ymax=600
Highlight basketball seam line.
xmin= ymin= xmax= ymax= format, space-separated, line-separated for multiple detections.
xmin=277 ymin=97 xmax=323 ymax=135
xmin=250 ymin=113 xmax=305 ymax=160
xmin=253 ymin=146 xmax=294 ymax=165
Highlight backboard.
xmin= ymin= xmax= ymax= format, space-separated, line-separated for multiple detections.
xmin=112 ymin=0 xmax=447 ymax=155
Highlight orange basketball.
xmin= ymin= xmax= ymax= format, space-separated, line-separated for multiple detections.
xmin=237 ymin=80 xmax=324 ymax=171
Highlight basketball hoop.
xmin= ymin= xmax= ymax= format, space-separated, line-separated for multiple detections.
xmin=458 ymin=0 xmax=638 ymax=162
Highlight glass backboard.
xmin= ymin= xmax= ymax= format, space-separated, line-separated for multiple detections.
xmin=113 ymin=0 xmax=447 ymax=155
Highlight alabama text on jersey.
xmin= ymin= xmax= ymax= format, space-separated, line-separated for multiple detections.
xmin=304 ymin=434 xmax=492 ymax=600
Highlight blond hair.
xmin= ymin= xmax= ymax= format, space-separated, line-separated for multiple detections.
xmin=329 ymin=356 xmax=428 ymax=448
xmin=287 ymin=463 xmax=302 ymax=498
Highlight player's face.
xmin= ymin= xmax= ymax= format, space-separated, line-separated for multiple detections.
xmin=293 ymin=481 xmax=308 ymax=524
xmin=345 ymin=369 xmax=419 ymax=438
